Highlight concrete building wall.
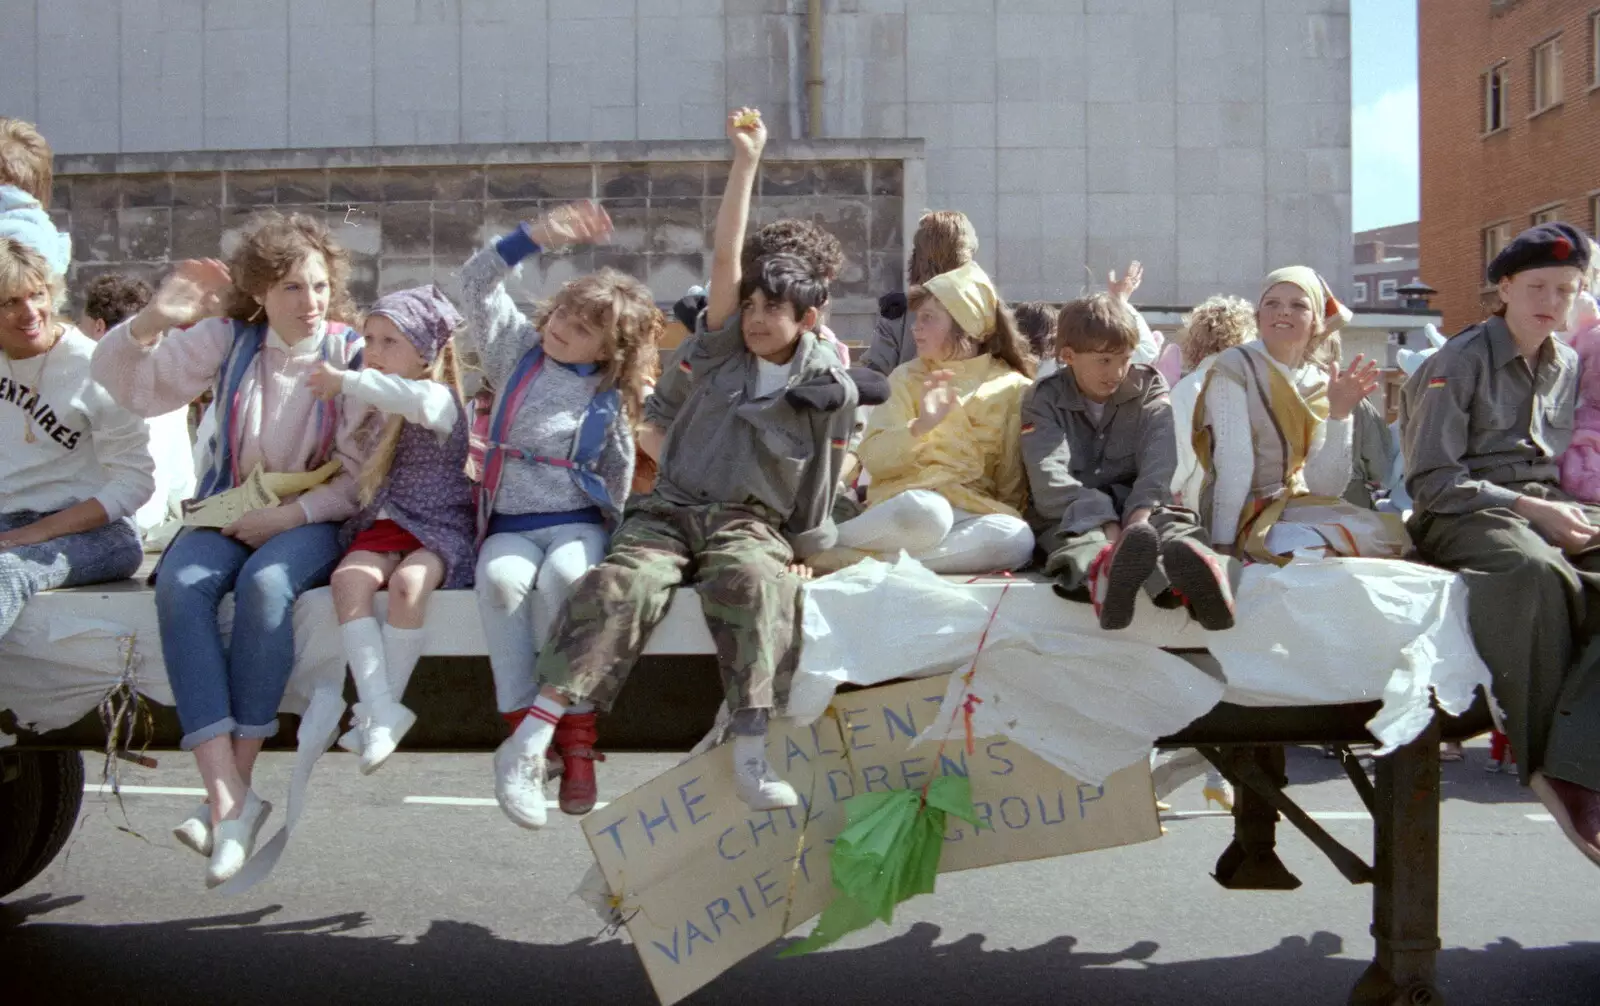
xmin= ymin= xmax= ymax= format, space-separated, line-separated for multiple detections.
xmin=6 ymin=0 xmax=1352 ymax=310
xmin=1420 ymin=0 xmax=1600 ymax=332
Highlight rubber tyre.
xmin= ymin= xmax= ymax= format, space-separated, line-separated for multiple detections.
xmin=0 ymin=751 xmax=85 ymax=899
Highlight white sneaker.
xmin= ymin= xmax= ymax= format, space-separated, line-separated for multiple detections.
xmin=172 ymin=802 xmax=212 ymax=857
xmin=494 ymin=722 xmax=550 ymax=829
xmin=357 ymin=700 xmax=417 ymax=776
xmin=734 ymin=757 xmax=798 ymax=811
xmin=206 ymin=791 xmax=271 ymax=889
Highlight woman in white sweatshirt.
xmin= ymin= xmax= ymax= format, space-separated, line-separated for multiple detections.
xmin=0 ymin=237 xmax=154 ymax=639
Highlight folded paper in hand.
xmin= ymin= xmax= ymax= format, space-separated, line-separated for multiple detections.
xmin=180 ymin=461 xmax=341 ymax=528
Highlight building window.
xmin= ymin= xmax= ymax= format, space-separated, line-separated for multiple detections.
xmin=1353 ymin=281 xmax=1369 ymax=304
xmin=1378 ymin=279 xmax=1399 ymax=302
xmin=1533 ymin=205 xmax=1563 ymax=225
xmin=1484 ymin=222 xmax=1514 ymax=279
xmin=1592 ymin=12 xmax=1600 ymax=86
xmin=1483 ymin=64 xmax=1509 ymax=132
xmin=1534 ymin=36 xmax=1564 ymax=113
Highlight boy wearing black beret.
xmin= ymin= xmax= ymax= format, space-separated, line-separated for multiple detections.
xmin=1400 ymin=221 xmax=1600 ymax=865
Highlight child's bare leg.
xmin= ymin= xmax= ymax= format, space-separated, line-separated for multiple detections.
xmin=331 ymin=550 xmax=399 ymax=624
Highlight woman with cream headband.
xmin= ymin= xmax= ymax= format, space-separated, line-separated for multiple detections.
xmin=828 ymin=260 xmax=1037 ymax=574
xmin=1192 ymin=266 xmax=1409 ymax=562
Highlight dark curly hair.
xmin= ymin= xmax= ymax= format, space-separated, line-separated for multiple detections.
xmin=82 ymin=273 xmax=153 ymax=329
xmin=740 ymin=218 xmax=844 ymax=287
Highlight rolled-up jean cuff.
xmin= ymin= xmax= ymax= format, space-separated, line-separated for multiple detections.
xmin=233 ymin=720 xmax=281 ymax=741
xmin=179 ymin=717 xmax=237 ymax=751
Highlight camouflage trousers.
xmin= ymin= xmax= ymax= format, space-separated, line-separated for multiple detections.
xmin=533 ymin=497 xmax=804 ymax=715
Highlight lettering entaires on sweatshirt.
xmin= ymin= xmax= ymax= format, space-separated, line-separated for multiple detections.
xmin=1 ymin=324 xmax=155 ymax=521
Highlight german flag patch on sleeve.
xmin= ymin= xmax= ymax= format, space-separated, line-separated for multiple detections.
xmin=678 ymin=359 xmax=693 ymax=374
xmin=830 ymin=437 xmax=847 ymax=449
xmin=1021 ymin=422 xmax=1037 ymax=435
xmin=1427 ymin=376 xmax=1447 ymax=389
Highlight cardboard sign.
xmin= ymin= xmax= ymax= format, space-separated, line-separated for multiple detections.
xmin=582 ymin=674 xmax=1160 ymax=1005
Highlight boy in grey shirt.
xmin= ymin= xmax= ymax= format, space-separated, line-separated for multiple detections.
xmin=1024 ymin=294 xmax=1235 ymax=631
xmin=532 ymin=108 xmax=860 ymax=813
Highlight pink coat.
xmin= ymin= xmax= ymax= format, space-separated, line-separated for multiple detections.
xmin=1559 ymin=293 xmax=1600 ymax=502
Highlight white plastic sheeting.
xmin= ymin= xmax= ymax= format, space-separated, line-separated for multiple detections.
xmin=794 ymin=554 xmax=1490 ymax=785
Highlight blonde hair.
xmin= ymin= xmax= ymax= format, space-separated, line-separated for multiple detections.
xmin=907 ymin=285 xmax=1036 ymax=378
xmin=1180 ymin=295 xmax=1256 ymax=372
xmin=0 ymin=118 xmax=53 ymax=205
xmin=0 ymin=237 xmax=65 ymax=324
xmin=223 ymin=212 xmax=356 ymax=326
xmin=532 ymin=269 xmax=664 ymax=422
xmin=357 ymin=340 xmax=465 ymax=507
xmin=907 ymin=210 xmax=978 ymax=286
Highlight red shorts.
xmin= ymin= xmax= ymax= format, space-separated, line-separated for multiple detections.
xmin=347 ymin=519 xmax=424 ymax=556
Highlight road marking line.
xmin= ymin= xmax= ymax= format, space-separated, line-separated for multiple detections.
xmin=1525 ymin=813 xmax=1555 ymax=823
xmin=403 ymin=795 xmax=609 ymax=811
xmin=85 ymin=784 xmax=207 ymax=797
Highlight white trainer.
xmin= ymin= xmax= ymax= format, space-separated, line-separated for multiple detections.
xmin=172 ymin=802 xmax=212 ymax=857
xmin=357 ymin=700 xmax=417 ymax=775
xmin=206 ymin=791 xmax=271 ymax=889
xmin=493 ymin=718 xmax=551 ymax=829
xmin=734 ymin=757 xmax=799 ymax=811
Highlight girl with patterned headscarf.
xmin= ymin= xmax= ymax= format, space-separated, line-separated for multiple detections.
xmin=1192 ymin=266 xmax=1409 ymax=563
xmin=305 ymin=285 xmax=477 ymax=776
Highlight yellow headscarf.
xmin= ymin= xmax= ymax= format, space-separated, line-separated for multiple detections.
xmin=922 ymin=260 xmax=999 ymax=338
xmin=1261 ymin=266 xmax=1353 ymax=335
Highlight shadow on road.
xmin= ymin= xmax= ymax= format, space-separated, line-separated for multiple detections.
xmin=2 ymin=893 xmax=1595 ymax=1005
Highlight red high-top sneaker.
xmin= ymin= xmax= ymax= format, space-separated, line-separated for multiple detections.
xmin=554 ymin=711 xmax=605 ymax=815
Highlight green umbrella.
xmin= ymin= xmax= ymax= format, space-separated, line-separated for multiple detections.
xmin=781 ymin=774 xmax=985 ymax=957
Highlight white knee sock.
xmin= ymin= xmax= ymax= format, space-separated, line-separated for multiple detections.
xmin=382 ymin=624 xmax=428 ymax=702
xmin=342 ymin=618 xmax=390 ymax=707
xmin=513 ymin=693 xmax=568 ymax=757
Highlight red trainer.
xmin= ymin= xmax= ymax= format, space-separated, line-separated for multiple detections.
xmin=554 ymin=711 xmax=605 ymax=815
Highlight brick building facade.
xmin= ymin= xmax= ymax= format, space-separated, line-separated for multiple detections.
xmin=1352 ymin=221 xmax=1420 ymax=308
xmin=1420 ymin=0 xmax=1600 ymax=332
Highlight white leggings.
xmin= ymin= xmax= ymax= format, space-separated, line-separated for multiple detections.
xmin=475 ymin=523 xmax=609 ymax=713
xmin=836 ymin=489 xmax=1035 ymax=574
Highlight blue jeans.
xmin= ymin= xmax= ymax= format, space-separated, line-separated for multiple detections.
xmin=0 ymin=509 xmax=142 ymax=641
xmin=155 ymin=523 xmax=344 ymax=749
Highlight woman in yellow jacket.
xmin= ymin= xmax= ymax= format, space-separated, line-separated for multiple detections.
xmin=835 ymin=261 xmax=1037 ymax=573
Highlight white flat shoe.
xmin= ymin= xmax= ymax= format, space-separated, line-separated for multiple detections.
xmin=358 ymin=701 xmax=417 ymax=775
xmin=493 ymin=722 xmax=549 ymax=829
xmin=734 ymin=757 xmax=798 ymax=811
xmin=172 ymin=802 xmax=212 ymax=857
xmin=206 ymin=791 xmax=271 ymax=889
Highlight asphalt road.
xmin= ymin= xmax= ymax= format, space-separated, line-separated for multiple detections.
xmin=3 ymin=739 xmax=1596 ymax=1006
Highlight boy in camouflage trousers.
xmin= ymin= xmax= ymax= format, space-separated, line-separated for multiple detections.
xmin=515 ymin=107 xmax=860 ymax=819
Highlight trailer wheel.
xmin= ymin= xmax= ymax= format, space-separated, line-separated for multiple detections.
xmin=0 ymin=751 xmax=85 ymax=899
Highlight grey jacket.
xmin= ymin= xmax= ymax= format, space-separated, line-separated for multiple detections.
xmin=1400 ymin=316 xmax=1577 ymax=515
xmin=646 ymin=312 xmax=858 ymax=558
xmin=1021 ymin=364 xmax=1178 ymax=537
